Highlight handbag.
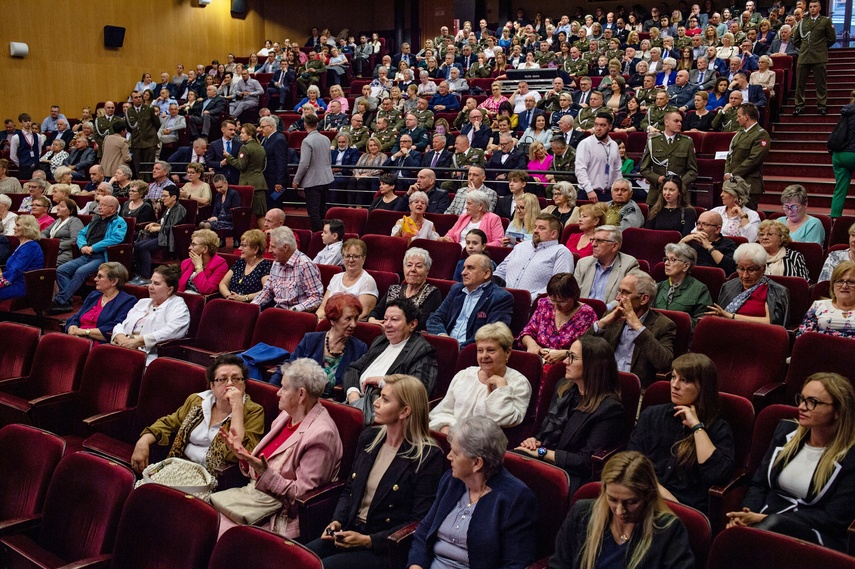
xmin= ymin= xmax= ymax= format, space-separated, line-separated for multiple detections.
xmin=827 ymin=116 xmax=849 ymax=153
xmin=348 ymin=384 xmax=378 ymax=426
xmin=210 ymin=480 xmax=282 ymax=526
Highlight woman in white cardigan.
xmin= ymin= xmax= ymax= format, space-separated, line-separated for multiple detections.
xmin=429 ymin=322 xmax=532 ymax=433
xmin=112 ymin=264 xmax=190 ymax=365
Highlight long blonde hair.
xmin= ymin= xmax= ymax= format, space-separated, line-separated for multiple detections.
xmin=366 ymin=374 xmax=437 ymax=464
xmin=773 ymin=373 xmax=855 ymax=495
xmin=509 ymin=193 xmax=541 ymax=234
xmin=581 ymin=451 xmax=677 ymax=569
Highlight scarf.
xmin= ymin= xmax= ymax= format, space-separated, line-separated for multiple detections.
xmin=724 ymin=276 xmax=769 ymax=314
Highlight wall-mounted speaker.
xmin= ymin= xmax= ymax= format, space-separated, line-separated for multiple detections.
xmin=104 ymin=25 xmax=126 ymax=49
xmin=231 ymin=0 xmax=247 ymax=18
xmin=9 ymin=42 xmax=29 ymax=58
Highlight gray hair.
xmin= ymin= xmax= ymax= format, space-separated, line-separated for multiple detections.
xmin=432 ymin=133 xmax=446 ymax=142
xmin=269 ymin=225 xmax=297 ymax=250
xmin=734 ymin=242 xmax=768 ymax=268
xmin=779 ymin=24 xmax=792 ymax=33
xmin=629 ymin=271 xmax=657 ymax=300
xmin=154 ymin=160 xmax=172 ymax=175
xmin=697 ymin=56 xmax=708 ymax=64
xmin=307 ymin=85 xmax=321 ymax=97
xmin=650 ymin=47 xmax=662 ymax=56
xmin=612 ymin=178 xmax=632 ymax=192
xmin=0 ymin=194 xmax=11 ymax=208
xmin=595 ymin=224 xmax=623 ymax=246
xmin=28 ymin=178 xmax=48 ymax=191
xmin=403 ymin=247 xmax=433 ymax=270
xmin=97 ymin=182 xmax=113 ymax=194
xmin=558 ymin=115 xmax=575 ymax=128
xmin=448 ymin=416 xmax=507 ymax=478
xmin=663 ymin=57 xmax=677 ymax=68
xmin=780 ymin=184 xmax=808 ymax=206
xmin=721 ymin=176 xmax=751 ymax=206
xmin=53 ymin=139 xmax=67 ymax=150
xmin=465 ymin=189 xmax=491 ymax=212
xmin=259 ymin=116 xmax=277 ymax=128
xmin=279 ymin=358 xmax=327 ymax=398
xmin=53 ymin=166 xmax=72 ymax=181
xmin=409 ymin=190 xmax=429 ymax=205
xmin=552 ymin=182 xmax=577 ymax=206
xmin=116 ymin=164 xmax=133 ymax=178
xmin=664 ymin=242 xmax=698 ymax=269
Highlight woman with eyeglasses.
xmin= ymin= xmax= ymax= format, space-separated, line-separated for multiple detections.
xmin=316 ymin=238 xmax=378 ymax=322
xmin=727 ymin=373 xmax=855 ymax=552
xmin=654 ymin=243 xmax=713 ymax=326
xmin=130 ymin=353 xmax=265 ymax=475
xmin=797 ymin=261 xmax=855 ymax=339
xmin=757 ymin=220 xmax=810 ymax=281
xmin=709 ymin=177 xmax=761 ymax=243
xmin=706 ymin=243 xmax=790 ymax=326
xmin=779 ymin=184 xmax=825 ymax=246
xmin=819 ymin=222 xmax=855 ymax=282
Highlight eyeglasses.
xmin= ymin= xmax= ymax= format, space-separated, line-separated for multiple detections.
xmin=212 ymin=376 xmax=246 ymax=384
xmin=591 ymin=238 xmax=616 ymax=245
xmin=343 ymin=254 xmax=364 ymax=260
xmin=663 ymin=256 xmax=686 ymax=264
xmin=736 ymin=265 xmax=763 ymax=274
xmin=696 ymin=221 xmax=721 ymax=229
xmin=565 ymin=352 xmax=579 ymax=364
xmin=795 ymin=393 xmax=833 ymax=411
xmin=781 ymin=204 xmax=802 ymax=212
xmin=833 ymin=279 xmax=855 ymax=288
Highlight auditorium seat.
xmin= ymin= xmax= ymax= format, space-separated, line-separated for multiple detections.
xmin=707 ymin=526 xmax=855 ymax=569
xmin=362 ymin=234 xmax=409 ymax=275
xmin=210 ymin=526 xmax=322 ymax=569
xmin=0 ymin=322 xmax=39 ymax=380
xmin=324 ymin=206 xmax=368 ymax=234
xmin=410 ymin=238 xmax=462 ymax=280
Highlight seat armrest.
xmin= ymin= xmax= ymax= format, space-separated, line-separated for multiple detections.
xmin=156 ymin=339 xmax=195 ymax=359
xmin=387 ymin=520 xmax=421 ymax=569
xmin=0 ymin=515 xmax=41 ymax=538
xmin=0 ymin=376 xmax=29 ymax=394
xmin=295 ymin=481 xmax=346 ymax=540
xmin=82 ymin=408 xmax=135 ymax=439
xmin=708 ymin=471 xmax=749 ymax=535
xmin=753 ymin=382 xmax=785 ymax=411
xmin=58 ymin=554 xmax=113 ymax=569
xmin=28 ymin=391 xmax=80 ymax=433
xmin=592 ymin=445 xmax=626 ymax=481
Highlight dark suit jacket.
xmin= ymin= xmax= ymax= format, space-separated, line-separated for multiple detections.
xmin=459 ymin=123 xmax=493 ymax=149
xmin=383 ymin=151 xmax=422 ymax=179
xmin=424 ymin=187 xmax=450 ymax=213
xmin=330 ymin=147 xmax=360 ymax=176
xmin=586 ymin=309 xmax=676 ymax=387
xmin=485 ymin=149 xmax=528 ymax=179
xmin=48 ymin=129 xmax=74 ymax=147
xmin=201 ymin=95 xmax=228 ymax=119
xmin=515 ymin=108 xmax=545 ymax=132
xmin=769 ymin=38 xmax=798 ymax=56
xmin=63 ymin=147 xmax=97 ymax=172
xmin=262 ymin=131 xmax=290 ymax=190
xmin=270 ymin=67 xmax=296 ymax=89
xmin=570 ymin=89 xmax=594 ymax=110
xmin=391 ymin=53 xmax=417 ymax=68
xmin=727 ymin=85 xmax=767 ymax=108
xmin=425 ymin=281 xmax=514 ymax=347
xmin=333 ymin=428 xmax=443 ymax=553
xmin=342 ymin=332 xmax=438 ymax=396
xmin=421 ymin=149 xmax=453 ymax=169
xmin=205 ymin=138 xmax=243 ymax=185
xmin=738 ymin=53 xmax=759 ymax=72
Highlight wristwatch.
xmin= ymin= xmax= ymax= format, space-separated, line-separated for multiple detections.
xmin=537 ymin=447 xmax=547 ymax=460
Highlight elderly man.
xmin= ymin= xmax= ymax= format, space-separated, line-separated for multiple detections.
xmin=586 ymin=271 xmax=676 ymax=387
xmin=252 ymin=226 xmax=323 ymax=312
xmin=689 ymin=57 xmax=717 ymax=91
xmin=447 ymin=67 xmax=469 ymax=95
xmin=63 ymin=136 xmax=97 ymax=180
xmin=712 ymin=90 xmax=744 ymax=132
xmin=667 ymin=70 xmax=699 ymax=111
xmin=460 ymin=109 xmax=491 ymax=150
xmin=574 ymin=225 xmax=640 ymax=304
xmin=339 ymin=114 xmax=370 ymax=151
xmin=406 ymin=169 xmax=450 ymax=213
xmin=230 ymin=68 xmax=264 ymax=117
xmin=426 ymin=253 xmax=513 ymax=348
xmin=50 ymin=119 xmax=73 ymax=148
xmin=575 ymin=113 xmax=621 ymax=203
xmin=125 ymin=91 xmax=160 ymax=181
xmin=575 ymin=91 xmax=612 ymax=133
xmin=422 ymin=133 xmax=453 ymax=170
xmin=259 ymin=116 xmax=289 ymax=209
xmin=547 ymin=92 xmax=575 ymax=131
xmin=320 ymin=100 xmax=348 ymax=132
xmin=191 ymin=85 xmax=227 ymax=140
xmin=49 ymin=195 xmax=127 ymax=314
xmin=680 ymin=210 xmax=738 ymax=275
xmin=384 ymin=134 xmax=421 ymax=181
xmin=440 ymin=134 xmax=485 ymax=192
xmin=515 ymin=94 xmax=545 ymax=133
xmin=554 ymin=115 xmax=586 ymax=149
xmin=640 ymin=90 xmax=679 ymax=133
xmin=484 ymin=134 xmax=527 ymax=182
xmin=605 ymin=179 xmax=644 ymax=229
xmin=724 ymin=103 xmax=771 ymax=210
xmin=639 ymin=111 xmax=698 ymax=205
xmin=395 ymin=113 xmax=430 ymax=153
xmin=494 ymin=214 xmax=575 ymax=299
xmin=770 ymin=24 xmax=798 ymax=56
xmin=80 ymin=183 xmax=113 ymax=215
xmin=444 ymin=166 xmax=496 ymax=215
xmin=81 ymin=164 xmax=106 ymax=195
xmin=428 ymin=81 xmax=461 ymax=112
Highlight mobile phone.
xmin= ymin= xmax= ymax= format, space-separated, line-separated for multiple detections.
xmin=326 ymin=528 xmax=336 ymax=536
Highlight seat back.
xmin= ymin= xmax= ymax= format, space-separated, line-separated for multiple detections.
xmin=319 ymin=399 xmax=364 ymax=479
xmin=707 ymin=526 xmax=855 ymax=569
xmin=617 ymin=372 xmax=642 ymax=439
xmin=210 ymin=526 xmax=322 ymax=569
xmin=251 ymin=308 xmax=318 ymax=353
xmin=503 ymin=451 xmax=571 ymax=559
xmin=23 ymin=268 xmax=58 ymax=316
xmin=653 ymin=308 xmax=692 ymax=357
xmin=689 ymin=318 xmax=788 ymax=403
xmin=365 ymin=269 xmax=400 ymax=300
xmin=77 ymin=344 xmax=147 ymax=425
xmin=829 ymin=216 xmax=855 ymax=247
xmin=193 ymin=298 xmax=260 ymax=353
xmin=21 ymin=333 xmax=91 ymax=400
xmin=245 ymin=380 xmax=281 ymax=432
xmin=506 ymin=288 xmax=532 ymax=336
xmin=692 ymin=265 xmax=727 ymax=301
xmin=765 ymin=274 xmax=811 ymax=329
xmin=0 ymin=322 xmax=40 ymax=379
xmin=39 ymin=452 xmax=135 ymax=562
xmin=621 ymin=228 xmax=682 ymax=268
xmin=177 ymin=291 xmax=206 ymax=338
xmin=423 ymin=213 xmax=460 ymax=236
xmin=410 ymin=238 xmax=463 ymax=280
xmin=747 ymin=404 xmax=798 ymax=474
xmin=363 ymin=209 xmax=403 ymax=236
xmin=131 ymin=358 xmax=209 ymax=441
xmin=422 ymin=333 xmax=460 ymax=400
xmin=785 ymin=332 xmax=855 ymax=402
xmin=0 ymin=424 xmax=65 ymax=522
xmin=787 ymin=241 xmax=824 ymax=283
xmin=580 ymin=297 xmax=607 ymax=318
xmin=361 ymin=234 xmax=409 ymax=275
xmin=426 ymin=277 xmax=456 ymax=299
xmin=325 ymin=207 xmax=368 ymax=235
xmin=110 ymin=484 xmax=219 ymax=569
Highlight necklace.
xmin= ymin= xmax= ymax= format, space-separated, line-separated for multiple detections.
xmin=325 ymin=332 xmax=347 ymax=357
xmin=237 ymin=258 xmax=261 ymax=285
xmin=467 ymin=483 xmax=487 ymax=507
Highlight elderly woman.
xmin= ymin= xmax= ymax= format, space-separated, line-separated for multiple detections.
xmin=348 ymin=138 xmax=388 ymax=206
xmin=392 ymin=191 xmax=439 ymax=242
xmin=566 ymin=203 xmax=608 ymax=258
xmin=727 ymin=373 xmax=855 ymax=551
xmin=219 ymin=229 xmax=272 ymax=302
xmin=656 ymin=57 xmax=678 ymax=86
xmin=504 ymin=193 xmax=542 ymax=246
xmin=52 ymin=166 xmax=74 ymax=187
xmin=820 ymin=222 xmax=855 ymax=281
xmin=750 ymin=55 xmax=776 ymax=97
xmin=519 ymin=274 xmax=599 ymax=366
xmin=707 ymin=243 xmax=790 ymax=326
xmin=0 ymin=195 xmax=18 ymax=236
xmin=716 ymin=32 xmax=739 ymax=61
xmin=48 ymin=184 xmax=73 ymax=213
xmin=408 ymin=416 xmax=538 ymax=569
xmin=479 ymin=81 xmax=509 ymax=117
xmin=215 ymin=358 xmax=343 ymax=539
xmin=0 ymin=159 xmax=23 ymax=195
xmin=517 ymin=336 xmax=624 ymax=494
xmin=0 ymin=215 xmax=44 ymax=300
xmin=179 ymin=229 xmax=229 ymax=295
xmin=319 ymin=239 xmax=376 ymax=313
xmin=65 ymin=262 xmax=136 ymax=343
xmin=758 ymin=220 xmax=810 ymax=280
xmin=120 ymin=181 xmax=156 ymax=231
xmin=440 ymin=190 xmax=504 ymax=247
xmin=30 ymin=197 xmax=54 ymax=232
xmin=430 ymin=322 xmax=532 ymax=432
xmin=272 ymin=293 xmax=369 ymax=395
xmin=112 ymin=265 xmax=191 ymax=365
xmin=131 ymin=353 xmax=265 ymax=475
xmin=543 ymin=182 xmax=580 ymax=227
xmin=645 ymin=175 xmax=697 ymax=236
xmin=779 ymin=184 xmax=825 ymax=245
xmin=345 ymin=298 xmax=438 ymax=401
xmin=710 ymin=176 xmax=760 ymax=243
xmin=654 ymin=243 xmax=714 ymax=324
xmin=629 ymin=353 xmax=735 ymax=512
xmin=111 ymin=165 xmax=133 ymax=198
xmin=309 ymin=374 xmax=444 ymax=567
xmin=797 ymin=261 xmax=855 ymax=339
xmin=41 ymin=197 xmax=83 ymax=266
xmin=131 ymin=185 xmax=187 ymax=284
xmin=368 ymin=247 xmax=443 ymax=330
xmin=550 ymin=451 xmax=695 ymax=569
xmin=294 ymin=85 xmax=328 ymax=112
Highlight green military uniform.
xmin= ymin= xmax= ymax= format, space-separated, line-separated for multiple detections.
xmin=545 ymin=147 xmax=577 ymax=198
xmin=724 ymin=124 xmax=771 ymax=208
xmin=535 ymin=50 xmax=557 ymax=67
xmin=605 ymin=49 xmax=625 ymax=62
xmin=634 ymin=88 xmax=657 ymax=108
xmin=465 ymin=62 xmax=492 ymax=79
xmin=225 ymin=138 xmax=267 ymax=216
xmin=411 ymin=108 xmax=435 ymax=130
xmin=125 ymin=103 xmax=160 ymax=181
xmin=371 ymin=108 xmax=403 ymax=131
xmin=563 ymin=58 xmax=589 ymax=77
xmin=373 ymin=127 xmax=398 ymax=152
xmin=711 ymin=107 xmax=740 ymax=132
xmin=453 ymin=109 xmax=472 ymax=131
xmin=576 ymin=106 xmax=613 ymax=131
xmin=793 ymin=14 xmax=837 ymax=111
xmin=582 ymin=50 xmax=600 ymax=64
xmin=597 ymin=38 xmax=609 ymax=50
xmin=296 ymin=59 xmax=326 ymax=95
xmin=638 ymin=132 xmax=699 ymax=205
xmin=538 ymin=91 xmax=568 ymax=113
xmin=339 ymin=125 xmax=369 ymax=150
xmin=674 ymin=36 xmax=692 ymax=50
xmin=639 ymin=104 xmax=678 ymax=131
xmin=650 ymin=37 xmax=664 ymax=49
xmin=573 ymin=39 xmax=589 ymax=52
xmin=92 ymin=114 xmax=121 ymax=158
xmin=440 ymin=148 xmax=485 ymax=191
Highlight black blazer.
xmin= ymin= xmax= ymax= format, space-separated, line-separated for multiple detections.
xmin=332 ymin=428 xmax=444 ymax=554
xmin=459 ymin=123 xmax=493 ymax=149
xmin=201 ymin=95 xmax=228 ymax=119
xmin=206 ymin=138 xmax=243 ymax=185
xmin=262 ymin=131 xmax=290 ymax=190
xmin=342 ymin=332 xmax=439 ymax=397
xmin=485 ymin=149 xmax=528 ymax=178
xmin=421 ymin=149 xmax=453 ymax=169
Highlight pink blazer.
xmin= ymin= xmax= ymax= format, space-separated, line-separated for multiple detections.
xmin=178 ymin=254 xmax=229 ymax=295
xmin=244 ymin=402 xmax=343 ymax=538
xmin=444 ymin=212 xmax=504 ymax=246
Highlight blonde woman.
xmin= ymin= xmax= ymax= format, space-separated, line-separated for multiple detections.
xmin=749 ymin=55 xmax=776 ymax=97
xmin=503 ymin=193 xmax=542 ymax=246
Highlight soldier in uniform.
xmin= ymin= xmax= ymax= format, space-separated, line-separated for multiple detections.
xmin=370 ymin=98 xmax=403 ymax=131
xmin=640 ymin=90 xmax=678 ymax=132
xmin=724 ymin=103 xmax=771 ymax=210
xmin=338 ymin=114 xmax=369 ymax=151
xmin=563 ymin=47 xmax=589 ymax=77
xmin=634 ymin=74 xmax=658 ymax=109
xmin=93 ymin=101 xmax=121 ymax=158
xmin=605 ymin=40 xmax=625 ymax=62
xmin=639 ymin=111 xmax=699 ymax=205
xmin=395 ymin=113 xmax=430 ymax=152
xmin=582 ymin=41 xmax=601 ymax=64
xmin=453 ymin=98 xmax=479 ymax=131
xmin=296 ymin=51 xmax=326 ymax=97
xmin=538 ymin=78 xmax=571 ymax=113
xmin=372 ymin=117 xmax=398 ymax=152
xmin=440 ymin=134 xmax=485 ymax=191
xmin=535 ymin=41 xmax=557 ymax=66
xmin=411 ymin=97 xmax=436 ymax=130
xmin=465 ymin=53 xmax=492 ymax=79
xmin=711 ymin=91 xmax=743 ymax=132
xmin=319 ymin=100 xmax=348 ymax=131
xmin=575 ymin=91 xmax=613 ymax=133
xmin=545 ymin=136 xmax=577 ymax=197
xmin=125 ymin=91 xmax=161 ymax=181
xmin=792 ymin=0 xmax=836 ymax=115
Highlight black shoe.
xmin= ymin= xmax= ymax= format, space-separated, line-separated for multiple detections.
xmin=819 ymin=108 xmax=827 ymax=115
xmin=792 ymin=108 xmax=802 ymax=116
xmin=48 ymin=302 xmax=73 ymax=315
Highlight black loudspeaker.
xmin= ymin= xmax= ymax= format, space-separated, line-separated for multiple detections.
xmin=104 ymin=25 xmax=126 ymax=48
xmin=230 ymin=0 xmax=247 ymax=17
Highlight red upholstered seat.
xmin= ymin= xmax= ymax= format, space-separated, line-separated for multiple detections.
xmin=421 ymin=333 xmax=460 ymax=400
xmin=829 ymin=216 xmax=855 ymax=247
xmin=324 ymin=207 xmax=368 ymax=234
xmin=209 ymin=526 xmax=322 ymax=569
xmin=363 ymin=209 xmax=404 ymax=236
xmin=766 ymin=274 xmax=811 ymax=329
xmin=361 ymin=234 xmax=409 ymax=275
xmin=783 ymin=332 xmax=855 ymax=402
xmin=507 ymin=287 xmax=532 ymax=337
xmin=707 ymin=526 xmax=855 ymax=569
xmin=426 ymin=277 xmax=456 ymax=298
xmin=317 ymin=263 xmax=343 ymax=289
xmin=249 ymin=308 xmax=318 ymax=354
xmin=410 ymin=238 xmax=463 ymax=280
xmin=621 ymin=228 xmax=682 ymax=268
xmin=366 ymin=269 xmax=400 ymax=300
xmin=654 ymin=308 xmax=692 ymax=357
xmin=0 ymin=322 xmax=39 ymax=380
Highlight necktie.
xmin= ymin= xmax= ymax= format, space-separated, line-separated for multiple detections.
xmin=431 ymin=151 xmax=439 ymax=168
xmin=698 ymin=71 xmax=705 ymax=84
xmin=526 ymin=110 xmax=532 ymax=128
xmin=226 ymin=140 xmax=231 ymax=154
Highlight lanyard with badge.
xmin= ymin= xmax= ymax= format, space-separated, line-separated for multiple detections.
xmin=602 ymin=141 xmax=611 ymax=176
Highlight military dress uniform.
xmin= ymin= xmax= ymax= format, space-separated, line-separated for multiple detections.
xmin=545 ymin=148 xmax=578 ymax=197
xmin=724 ymin=124 xmax=771 ymax=209
xmin=535 ymin=51 xmax=557 ymax=66
xmin=411 ymin=109 xmax=436 ymax=130
xmin=576 ymin=106 xmax=613 ymax=131
xmin=296 ymin=59 xmax=326 ymax=95
xmin=634 ymin=88 xmax=658 ymax=108
xmin=712 ymin=107 xmax=740 ymax=132
xmin=605 ymin=49 xmax=625 ymax=62
xmin=639 ymin=104 xmax=677 ymax=131
xmin=339 ymin=125 xmax=369 ymax=151
xmin=638 ymin=132 xmax=699 ymax=205
xmin=563 ymin=58 xmax=589 ymax=77
xmin=372 ymin=108 xmax=403 ymax=131
xmin=225 ymin=137 xmax=268 ymax=216
xmin=125 ymin=103 xmax=160 ymax=181
xmin=373 ymin=127 xmax=399 ymax=152
xmin=92 ymin=114 xmax=121 ymax=158
xmin=793 ymin=14 xmax=837 ymax=113
xmin=465 ymin=62 xmax=492 ymax=79
xmin=440 ymin=148 xmax=485 ymax=191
